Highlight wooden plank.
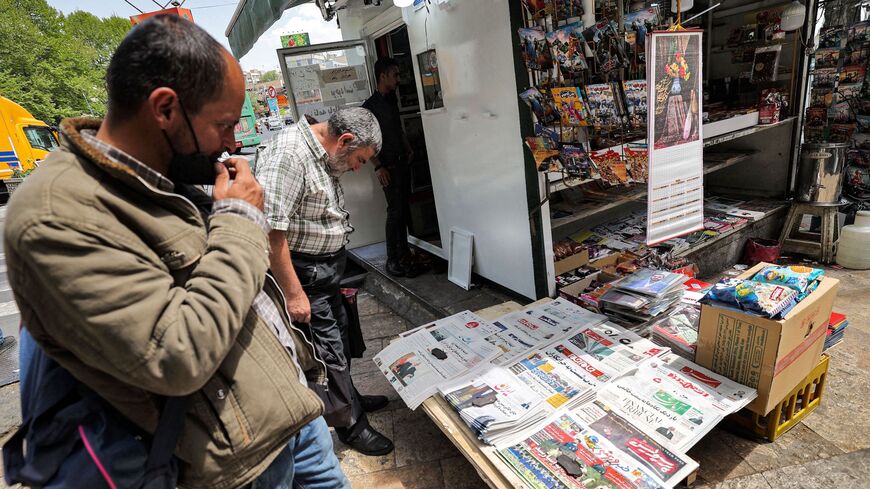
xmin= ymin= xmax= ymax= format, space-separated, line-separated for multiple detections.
xmin=418 ymin=299 xmax=530 ymax=489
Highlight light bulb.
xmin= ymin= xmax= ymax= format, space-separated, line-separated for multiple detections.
xmin=671 ymin=0 xmax=694 ymax=13
xmin=394 ymin=0 xmax=415 ymax=7
xmin=780 ymin=1 xmax=806 ymax=32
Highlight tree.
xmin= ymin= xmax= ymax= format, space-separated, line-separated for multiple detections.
xmin=260 ymin=70 xmax=280 ymax=83
xmin=0 ymin=0 xmax=131 ymax=123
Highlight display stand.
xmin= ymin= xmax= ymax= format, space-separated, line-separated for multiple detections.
xmin=414 ymin=300 xmax=699 ymax=489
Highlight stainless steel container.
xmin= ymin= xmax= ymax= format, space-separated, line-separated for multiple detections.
xmin=795 ymin=142 xmax=849 ymax=204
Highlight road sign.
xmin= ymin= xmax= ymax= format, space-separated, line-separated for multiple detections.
xmin=267 ymin=86 xmax=277 ymax=99
xmin=267 ymin=97 xmax=279 ymax=115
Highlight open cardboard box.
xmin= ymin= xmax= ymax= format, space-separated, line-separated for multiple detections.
xmin=695 ymin=262 xmax=839 ymax=415
xmin=554 ymin=248 xmax=590 ymax=276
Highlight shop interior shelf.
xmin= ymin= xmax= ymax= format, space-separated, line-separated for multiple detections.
xmin=548 ymin=114 xmax=784 ymax=192
xmin=703 ymin=116 xmax=795 ymax=148
xmin=677 ymin=201 xmax=789 ymax=257
xmin=550 ymin=150 xmax=759 ymax=231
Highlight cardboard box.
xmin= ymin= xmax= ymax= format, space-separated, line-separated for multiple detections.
xmin=554 ymin=248 xmax=590 ymax=276
xmin=695 ymin=263 xmax=839 ymax=415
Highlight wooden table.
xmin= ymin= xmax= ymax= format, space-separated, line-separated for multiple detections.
xmin=414 ymin=300 xmax=698 ymax=488
xmin=418 ymin=301 xmax=532 ymax=489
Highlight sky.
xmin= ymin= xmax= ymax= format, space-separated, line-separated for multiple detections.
xmin=47 ymin=0 xmax=344 ymax=72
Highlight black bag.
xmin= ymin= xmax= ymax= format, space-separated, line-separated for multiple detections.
xmin=341 ymin=287 xmax=366 ymax=359
xmin=4 ymin=334 xmax=189 ymax=489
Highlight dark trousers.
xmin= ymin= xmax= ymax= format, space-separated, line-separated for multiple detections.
xmin=383 ymin=165 xmax=412 ymax=263
xmin=291 ymin=249 xmax=366 ymax=433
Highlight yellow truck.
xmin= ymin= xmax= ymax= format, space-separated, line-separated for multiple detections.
xmin=0 ymin=96 xmax=58 ymax=188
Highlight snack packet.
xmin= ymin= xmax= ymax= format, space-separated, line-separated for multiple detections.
xmin=752 ymin=265 xmax=824 ymax=295
xmin=704 ymin=279 xmax=798 ymax=318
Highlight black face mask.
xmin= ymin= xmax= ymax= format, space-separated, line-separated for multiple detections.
xmin=163 ymin=102 xmax=222 ymax=185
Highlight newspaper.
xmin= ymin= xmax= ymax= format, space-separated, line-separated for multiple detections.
xmin=490 ymin=322 xmax=668 ymax=448
xmin=439 ymin=366 xmax=546 ymax=444
xmin=373 ymin=311 xmax=502 ymax=409
xmin=500 ymin=405 xmax=698 ymax=489
xmin=595 ymin=354 xmax=757 ymax=451
xmin=523 ymin=298 xmax=609 ymax=334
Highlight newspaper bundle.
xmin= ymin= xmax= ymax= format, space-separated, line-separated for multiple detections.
xmin=595 ymin=353 xmax=758 ymax=451
xmin=373 ymin=311 xmax=502 ymax=409
xmin=441 ymin=320 xmax=667 ymax=448
xmin=499 ymin=403 xmax=699 ymax=489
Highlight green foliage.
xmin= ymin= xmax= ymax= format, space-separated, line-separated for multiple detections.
xmin=0 ymin=0 xmax=131 ymax=124
xmin=11 ymin=167 xmax=33 ymax=179
xmin=260 ymin=70 xmax=280 ymax=82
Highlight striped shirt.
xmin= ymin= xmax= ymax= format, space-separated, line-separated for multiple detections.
xmin=81 ymin=129 xmax=306 ymax=383
xmin=255 ymin=120 xmax=352 ymax=255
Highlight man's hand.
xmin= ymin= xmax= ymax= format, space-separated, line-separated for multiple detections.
xmin=376 ymin=167 xmax=391 ymax=187
xmin=286 ymin=290 xmax=311 ymax=323
xmin=214 ymin=158 xmax=264 ymax=210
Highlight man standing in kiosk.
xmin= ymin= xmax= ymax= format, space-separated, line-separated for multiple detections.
xmin=363 ymin=58 xmax=419 ymax=277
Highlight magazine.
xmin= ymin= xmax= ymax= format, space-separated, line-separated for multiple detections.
xmin=560 ymin=145 xmax=596 ymax=179
xmin=813 ymin=47 xmax=841 ymax=69
xmin=525 ymin=136 xmax=563 ymax=172
xmin=519 ymin=27 xmax=553 ymax=71
xmin=520 ymin=87 xmax=560 ymax=125
xmin=547 ymin=23 xmax=589 ymax=77
xmin=613 ymin=268 xmax=689 ymax=297
xmin=554 ymin=0 xmax=585 ymax=19
xmin=623 ymin=7 xmax=659 ymax=31
xmin=551 ymin=86 xmax=590 ymax=126
xmin=373 ymin=311 xmax=503 ymax=409
xmin=584 ymin=83 xmax=623 ymax=130
xmin=622 ymin=79 xmax=648 ymax=130
xmin=595 ymin=354 xmax=757 ymax=451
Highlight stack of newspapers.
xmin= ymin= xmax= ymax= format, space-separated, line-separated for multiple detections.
xmin=439 ymin=313 xmax=667 ymax=447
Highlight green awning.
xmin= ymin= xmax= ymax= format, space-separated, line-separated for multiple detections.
xmin=225 ymin=0 xmax=314 ymax=59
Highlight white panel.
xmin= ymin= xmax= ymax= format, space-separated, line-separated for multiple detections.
xmin=343 ymin=167 xmax=389 ymax=248
xmin=447 ymin=228 xmax=474 ymax=290
xmin=402 ymin=1 xmax=539 ymax=299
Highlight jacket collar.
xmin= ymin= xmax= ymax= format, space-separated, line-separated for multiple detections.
xmin=59 ymin=118 xmax=141 ymax=181
xmin=59 ymin=117 xmax=209 ymax=219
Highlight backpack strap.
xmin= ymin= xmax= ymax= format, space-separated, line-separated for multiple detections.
xmin=145 ymin=396 xmax=190 ymax=473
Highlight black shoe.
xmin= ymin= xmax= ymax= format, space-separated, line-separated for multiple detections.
xmin=359 ymin=394 xmax=389 ymax=413
xmin=338 ymin=424 xmax=394 ymax=456
xmin=385 ymin=260 xmax=405 ymax=277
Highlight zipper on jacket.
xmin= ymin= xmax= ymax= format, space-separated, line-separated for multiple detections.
xmin=264 ymin=273 xmax=329 ymax=387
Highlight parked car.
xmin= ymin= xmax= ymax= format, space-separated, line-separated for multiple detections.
xmin=284 ymin=115 xmax=295 ymax=125
xmin=266 ymin=116 xmax=283 ymax=131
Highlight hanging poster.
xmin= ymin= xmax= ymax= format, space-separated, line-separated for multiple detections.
xmin=647 ymin=30 xmax=704 ymax=245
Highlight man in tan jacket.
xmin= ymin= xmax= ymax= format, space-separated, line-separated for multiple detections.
xmin=4 ymin=15 xmax=349 ymax=489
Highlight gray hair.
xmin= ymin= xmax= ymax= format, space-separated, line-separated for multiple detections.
xmin=327 ymin=107 xmax=382 ymax=153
